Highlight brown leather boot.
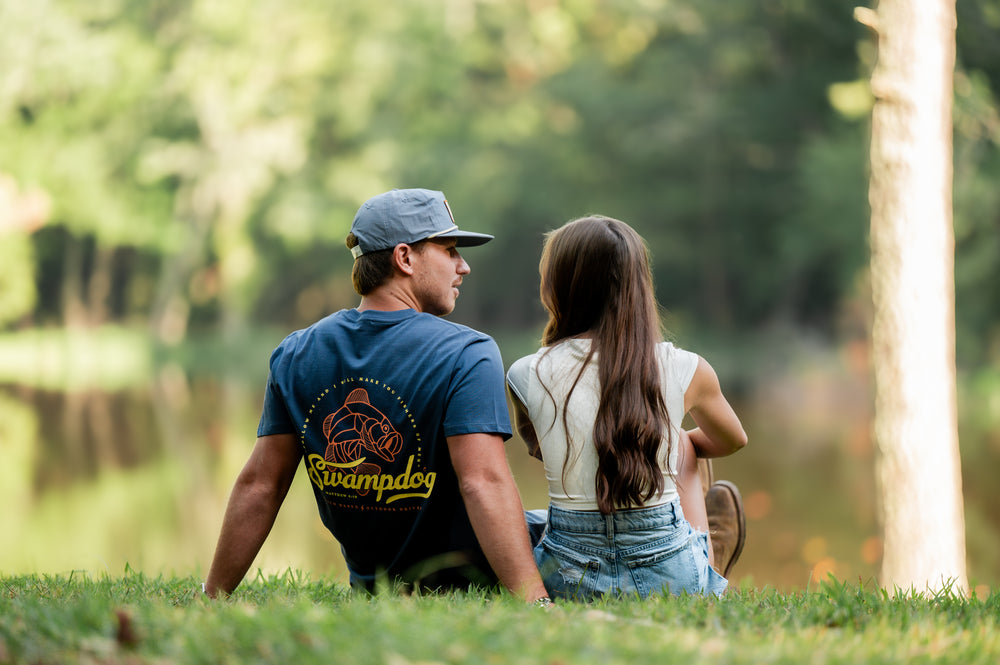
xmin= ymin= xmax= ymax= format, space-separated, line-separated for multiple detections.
xmin=705 ymin=480 xmax=746 ymax=578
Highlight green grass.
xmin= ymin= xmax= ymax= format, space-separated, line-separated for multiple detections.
xmin=2 ymin=572 xmax=999 ymax=664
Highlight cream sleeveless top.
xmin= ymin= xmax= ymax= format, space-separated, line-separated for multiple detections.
xmin=507 ymin=338 xmax=698 ymax=511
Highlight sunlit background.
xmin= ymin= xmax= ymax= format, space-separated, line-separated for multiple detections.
xmin=1 ymin=0 xmax=999 ymax=595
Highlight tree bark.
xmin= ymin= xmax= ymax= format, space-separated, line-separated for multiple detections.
xmin=867 ymin=0 xmax=967 ymax=594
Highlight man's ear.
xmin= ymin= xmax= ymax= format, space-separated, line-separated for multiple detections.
xmin=392 ymin=243 xmax=416 ymax=276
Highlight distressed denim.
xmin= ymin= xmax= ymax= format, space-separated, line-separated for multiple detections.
xmin=531 ymin=500 xmax=727 ymax=601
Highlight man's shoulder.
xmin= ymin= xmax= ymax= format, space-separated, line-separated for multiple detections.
xmin=270 ymin=310 xmax=498 ymax=364
xmin=339 ymin=308 xmax=489 ymax=339
xmin=409 ymin=312 xmax=496 ymax=344
xmin=268 ymin=310 xmax=351 ymax=359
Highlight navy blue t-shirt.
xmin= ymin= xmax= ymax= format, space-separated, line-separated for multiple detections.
xmin=257 ymin=308 xmax=513 ymax=588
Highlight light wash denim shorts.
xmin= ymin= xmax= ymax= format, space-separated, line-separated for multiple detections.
xmin=527 ymin=499 xmax=728 ymax=601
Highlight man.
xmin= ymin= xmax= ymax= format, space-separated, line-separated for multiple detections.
xmin=204 ymin=188 xmax=549 ymax=604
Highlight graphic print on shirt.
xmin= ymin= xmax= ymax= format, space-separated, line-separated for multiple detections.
xmin=323 ymin=387 xmax=402 ymax=495
xmin=301 ymin=378 xmax=436 ymax=509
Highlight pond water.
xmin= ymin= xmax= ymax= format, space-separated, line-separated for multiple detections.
xmin=1 ymin=335 xmax=996 ymax=594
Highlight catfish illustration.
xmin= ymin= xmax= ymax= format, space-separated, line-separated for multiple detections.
xmin=323 ymin=388 xmax=403 ymax=495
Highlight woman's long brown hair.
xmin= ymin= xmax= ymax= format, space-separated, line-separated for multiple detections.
xmin=539 ymin=216 xmax=670 ymax=514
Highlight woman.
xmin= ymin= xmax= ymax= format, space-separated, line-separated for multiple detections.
xmin=507 ymin=216 xmax=748 ymax=600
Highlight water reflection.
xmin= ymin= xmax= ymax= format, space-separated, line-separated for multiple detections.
xmin=0 ymin=375 xmax=349 ymax=579
xmin=1 ymin=344 xmax=997 ymax=592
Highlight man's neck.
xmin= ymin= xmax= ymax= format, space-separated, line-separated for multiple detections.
xmin=357 ymin=287 xmax=421 ymax=313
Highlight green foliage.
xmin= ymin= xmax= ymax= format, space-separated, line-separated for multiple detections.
xmin=953 ymin=63 xmax=1000 ymax=366
xmin=0 ymin=0 xmax=997 ymax=362
xmin=2 ymin=572 xmax=1000 ymax=664
xmin=0 ymin=234 xmax=36 ymax=327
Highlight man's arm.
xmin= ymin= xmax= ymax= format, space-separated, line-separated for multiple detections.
xmin=447 ymin=432 xmax=548 ymax=603
xmin=204 ymin=433 xmax=302 ymax=598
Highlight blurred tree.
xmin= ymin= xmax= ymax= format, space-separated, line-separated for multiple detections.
xmin=139 ymin=0 xmax=314 ymax=343
xmin=863 ymin=0 xmax=968 ymax=593
xmin=0 ymin=175 xmax=50 ymax=326
xmin=0 ymin=0 xmax=996 ymax=367
xmin=953 ymin=0 xmax=1000 ymax=366
xmin=388 ymin=0 xmax=870 ymax=334
xmin=0 ymin=0 xmax=172 ymax=328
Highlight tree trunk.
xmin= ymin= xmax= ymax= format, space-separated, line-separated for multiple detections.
xmin=86 ymin=245 xmax=113 ymax=327
xmin=61 ymin=236 xmax=88 ymax=328
xmin=866 ymin=0 xmax=967 ymax=594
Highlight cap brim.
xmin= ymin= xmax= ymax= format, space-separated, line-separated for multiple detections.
xmin=439 ymin=229 xmax=494 ymax=247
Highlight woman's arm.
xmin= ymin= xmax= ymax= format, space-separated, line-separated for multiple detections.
xmin=684 ymin=356 xmax=748 ymax=458
xmin=507 ymin=383 xmax=543 ymax=461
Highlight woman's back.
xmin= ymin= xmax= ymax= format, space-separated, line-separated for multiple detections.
xmin=507 ymin=338 xmax=699 ymax=511
xmin=509 ymin=214 xmax=744 ymax=600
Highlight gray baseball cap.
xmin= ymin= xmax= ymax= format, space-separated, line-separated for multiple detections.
xmin=349 ymin=188 xmax=494 ymax=258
